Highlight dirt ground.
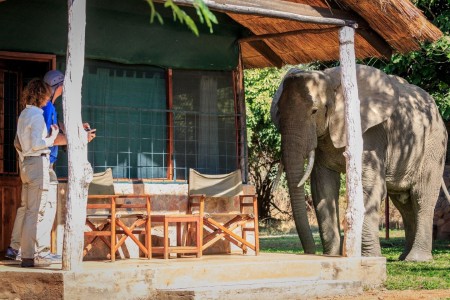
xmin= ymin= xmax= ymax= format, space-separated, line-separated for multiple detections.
xmin=321 ymin=289 xmax=450 ymax=300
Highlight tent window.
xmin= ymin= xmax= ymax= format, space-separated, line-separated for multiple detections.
xmin=54 ymin=61 xmax=239 ymax=181
xmin=55 ymin=60 xmax=168 ymax=179
xmin=172 ymin=70 xmax=238 ymax=180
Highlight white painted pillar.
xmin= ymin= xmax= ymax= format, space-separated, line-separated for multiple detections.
xmin=339 ymin=25 xmax=365 ymax=257
xmin=62 ymin=0 xmax=92 ymax=271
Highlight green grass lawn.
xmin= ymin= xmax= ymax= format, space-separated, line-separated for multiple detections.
xmin=260 ymin=230 xmax=450 ymax=290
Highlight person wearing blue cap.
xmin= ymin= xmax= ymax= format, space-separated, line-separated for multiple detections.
xmin=5 ymin=70 xmax=96 ymax=264
xmin=42 ymin=70 xmax=96 ymax=171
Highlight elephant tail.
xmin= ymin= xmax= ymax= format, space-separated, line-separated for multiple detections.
xmin=441 ymin=178 xmax=450 ymax=205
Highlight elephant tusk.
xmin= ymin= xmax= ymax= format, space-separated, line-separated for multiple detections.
xmin=297 ymin=150 xmax=315 ymax=187
xmin=441 ymin=178 xmax=450 ymax=205
xmin=271 ymin=162 xmax=284 ymax=193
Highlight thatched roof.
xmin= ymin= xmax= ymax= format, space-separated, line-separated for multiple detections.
xmin=202 ymin=0 xmax=442 ymax=68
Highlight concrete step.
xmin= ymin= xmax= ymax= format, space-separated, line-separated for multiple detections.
xmin=156 ymin=278 xmax=363 ymax=300
xmin=150 ymin=254 xmax=385 ymax=290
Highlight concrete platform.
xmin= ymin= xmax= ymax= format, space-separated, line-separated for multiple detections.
xmin=0 ymin=253 xmax=386 ymax=299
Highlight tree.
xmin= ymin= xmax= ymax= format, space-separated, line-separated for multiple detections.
xmin=245 ymin=67 xmax=287 ymax=221
xmin=365 ymin=0 xmax=450 ymax=119
xmin=62 ymin=0 xmax=90 ymax=271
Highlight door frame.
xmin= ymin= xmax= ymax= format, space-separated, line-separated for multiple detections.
xmin=0 ymin=51 xmax=56 ymax=252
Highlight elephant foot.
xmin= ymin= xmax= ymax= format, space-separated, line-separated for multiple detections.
xmin=361 ymin=247 xmax=382 ymax=258
xmin=398 ymin=251 xmax=408 ymax=261
xmin=403 ymin=250 xmax=433 ymax=262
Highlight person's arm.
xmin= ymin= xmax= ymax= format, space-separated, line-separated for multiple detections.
xmin=30 ymin=115 xmax=58 ymax=150
xmin=53 ymin=133 xmax=67 ymax=146
xmin=52 ymin=124 xmax=96 ymax=145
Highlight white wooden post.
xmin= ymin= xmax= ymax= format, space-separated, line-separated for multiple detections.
xmin=62 ymin=0 xmax=92 ymax=271
xmin=339 ymin=25 xmax=365 ymax=257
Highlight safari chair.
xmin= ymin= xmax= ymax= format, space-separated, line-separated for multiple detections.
xmin=84 ymin=169 xmax=151 ymax=261
xmin=189 ymin=169 xmax=259 ymax=255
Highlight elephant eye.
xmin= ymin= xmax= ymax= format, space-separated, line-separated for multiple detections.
xmin=312 ymin=108 xmax=318 ymax=115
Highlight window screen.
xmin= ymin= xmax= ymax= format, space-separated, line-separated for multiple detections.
xmin=172 ymin=70 xmax=238 ymax=180
xmin=55 ymin=60 xmax=167 ymax=179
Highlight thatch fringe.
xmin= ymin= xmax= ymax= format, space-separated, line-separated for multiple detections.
xmin=227 ymin=0 xmax=442 ymax=67
xmin=341 ymin=0 xmax=442 ymax=52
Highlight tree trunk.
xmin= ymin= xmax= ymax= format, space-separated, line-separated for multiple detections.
xmin=62 ymin=0 xmax=92 ymax=271
xmin=339 ymin=26 xmax=365 ymax=257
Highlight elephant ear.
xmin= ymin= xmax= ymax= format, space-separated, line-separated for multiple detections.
xmin=324 ymin=65 xmax=399 ymax=149
xmin=271 ymin=68 xmax=304 ymax=130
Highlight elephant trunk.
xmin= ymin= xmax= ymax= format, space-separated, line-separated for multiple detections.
xmin=282 ymin=140 xmax=316 ymax=254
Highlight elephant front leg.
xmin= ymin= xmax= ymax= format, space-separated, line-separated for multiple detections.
xmin=311 ymin=163 xmax=341 ymax=255
xmin=361 ymin=144 xmax=387 ymax=257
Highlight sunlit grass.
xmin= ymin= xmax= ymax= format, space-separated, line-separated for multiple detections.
xmin=380 ymin=232 xmax=450 ymax=290
xmin=260 ymin=229 xmax=450 ymax=290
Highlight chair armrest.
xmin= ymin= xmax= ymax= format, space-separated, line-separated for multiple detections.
xmin=88 ymin=195 xmax=117 ymax=199
xmin=115 ymin=194 xmax=151 ymax=199
xmin=239 ymin=194 xmax=257 ymax=198
xmin=189 ymin=194 xmax=206 ymax=198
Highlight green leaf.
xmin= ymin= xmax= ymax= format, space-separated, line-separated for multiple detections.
xmin=147 ymin=0 xmax=217 ymax=36
xmin=184 ymin=15 xmax=199 ymax=36
xmin=193 ymin=0 xmax=218 ymax=33
xmin=146 ymin=0 xmax=163 ymax=25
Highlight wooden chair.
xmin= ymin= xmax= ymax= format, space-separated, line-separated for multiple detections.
xmin=189 ymin=169 xmax=259 ymax=255
xmin=84 ymin=169 xmax=152 ymax=261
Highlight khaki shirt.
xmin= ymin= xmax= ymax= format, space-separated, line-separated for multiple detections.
xmin=16 ymin=105 xmax=53 ymax=161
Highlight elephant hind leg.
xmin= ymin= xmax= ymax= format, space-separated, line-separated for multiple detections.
xmin=404 ymin=174 xmax=442 ymax=261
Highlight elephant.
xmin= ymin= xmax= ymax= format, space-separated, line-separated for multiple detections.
xmin=271 ymin=64 xmax=447 ymax=262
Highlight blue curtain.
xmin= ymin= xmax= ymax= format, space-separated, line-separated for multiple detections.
xmin=55 ymin=60 xmax=167 ymax=179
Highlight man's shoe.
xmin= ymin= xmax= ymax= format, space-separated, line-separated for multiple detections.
xmin=21 ymin=258 xmax=34 ymax=268
xmin=5 ymin=247 xmax=19 ymax=260
xmin=45 ymin=253 xmax=62 ymax=264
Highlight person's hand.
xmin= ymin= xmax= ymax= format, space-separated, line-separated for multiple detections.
xmin=50 ymin=124 xmax=59 ymax=140
xmin=83 ymin=123 xmax=91 ymax=131
xmin=87 ymin=128 xmax=96 ymax=142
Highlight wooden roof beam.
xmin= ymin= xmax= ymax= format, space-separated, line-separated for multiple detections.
xmin=246 ymin=40 xmax=283 ymax=68
xmin=239 ymin=27 xmax=341 ymax=43
xmin=161 ymin=0 xmax=356 ymax=26
xmin=357 ymin=28 xmax=392 ymax=59
xmin=239 ymin=27 xmax=393 ymax=60
xmin=161 ymin=0 xmax=392 ymax=58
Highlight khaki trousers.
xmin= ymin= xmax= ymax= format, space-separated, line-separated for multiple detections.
xmin=14 ymin=156 xmax=51 ymax=259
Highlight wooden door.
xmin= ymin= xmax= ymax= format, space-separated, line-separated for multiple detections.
xmin=0 ymin=52 xmax=55 ymax=253
xmin=0 ymin=68 xmax=22 ymax=253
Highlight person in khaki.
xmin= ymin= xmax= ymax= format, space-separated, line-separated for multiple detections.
xmin=6 ymin=70 xmax=96 ymax=264
xmin=13 ymin=79 xmax=59 ymax=267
